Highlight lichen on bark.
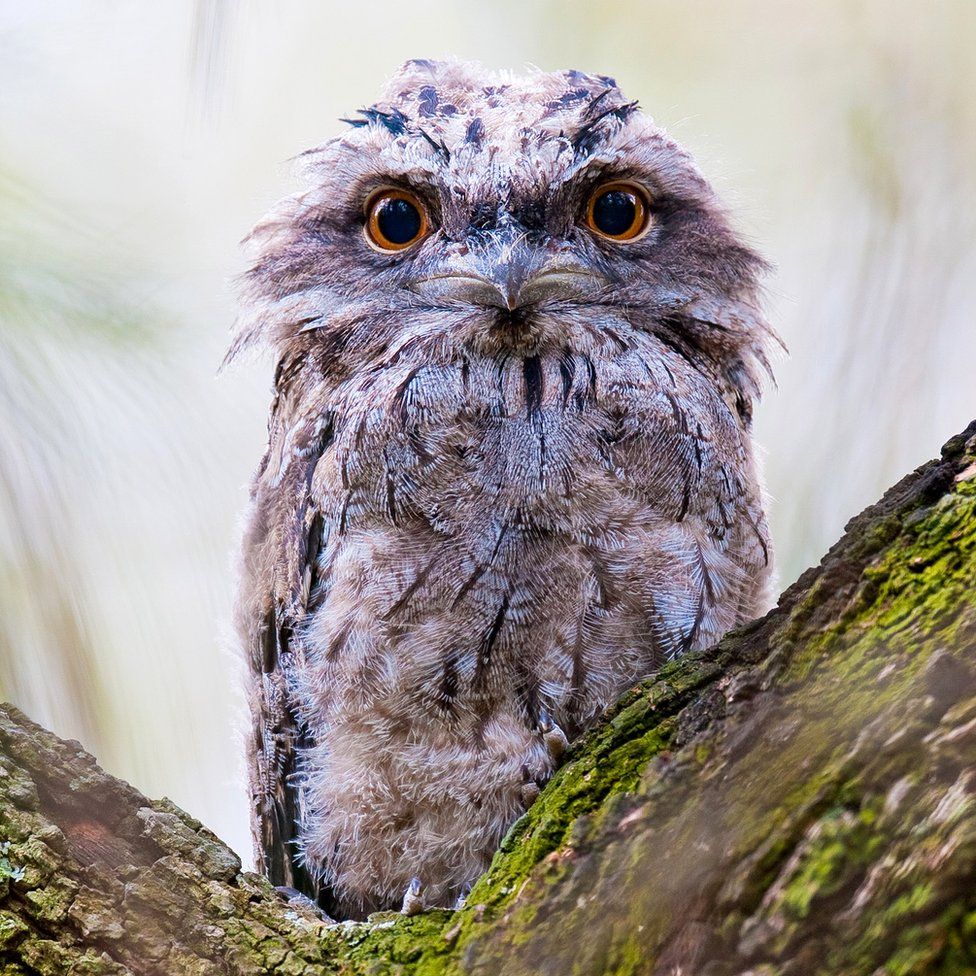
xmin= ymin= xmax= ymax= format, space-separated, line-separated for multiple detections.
xmin=0 ymin=420 xmax=974 ymax=975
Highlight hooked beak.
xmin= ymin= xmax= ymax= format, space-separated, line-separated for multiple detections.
xmin=408 ymin=258 xmax=604 ymax=310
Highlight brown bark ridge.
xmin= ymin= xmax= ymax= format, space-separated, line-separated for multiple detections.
xmin=1 ymin=419 xmax=975 ymax=976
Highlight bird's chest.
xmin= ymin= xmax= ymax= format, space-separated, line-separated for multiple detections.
xmin=312 ymin=347 xmax=736 ymax=538
xmin=298 ymin=349 xmax=745 ymax=733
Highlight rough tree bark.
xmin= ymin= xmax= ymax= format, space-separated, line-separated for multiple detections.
xmin=1 ymin=420 xmax=975 ymax=976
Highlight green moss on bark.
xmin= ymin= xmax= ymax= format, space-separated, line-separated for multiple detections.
xmin=1 ymin=421 xmax=975 ymax=975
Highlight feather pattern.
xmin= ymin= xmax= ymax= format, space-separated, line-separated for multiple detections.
xmin=233 ymin=60 xmax=776 ymax=919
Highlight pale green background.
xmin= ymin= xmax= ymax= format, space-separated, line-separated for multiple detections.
xmin=1 ymin=1 xmax=973 ymax=862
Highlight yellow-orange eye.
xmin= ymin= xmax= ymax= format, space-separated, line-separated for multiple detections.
xmin=585 ymin=181 xmax=650 ymax=242
xmin=364 ymin=189 xmax=430 ymax=251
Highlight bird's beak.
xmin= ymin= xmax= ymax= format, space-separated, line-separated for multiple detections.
xmin=408 ymin=231 xmax=604 ymax=310
xmin=409 ymin=268 xmax=602 ymax=309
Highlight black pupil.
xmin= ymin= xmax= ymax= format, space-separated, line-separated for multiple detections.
xmin=593 ymin=190 xmax=638 ymax=237
xmin=376 ymin=197 xmax=422 ymax=245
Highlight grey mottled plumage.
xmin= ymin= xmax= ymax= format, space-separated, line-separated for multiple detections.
xmin=233 ymin=60 xmax=775 ymax=920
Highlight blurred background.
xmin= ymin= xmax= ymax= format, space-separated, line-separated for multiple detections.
xmin=1 ymin=0 xmax=973 ymax=862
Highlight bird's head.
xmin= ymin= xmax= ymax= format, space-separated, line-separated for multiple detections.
xmin=234 ymin=60 xmax=776 ymax=412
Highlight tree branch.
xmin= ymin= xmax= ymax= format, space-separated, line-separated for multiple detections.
xmin=1 ymin=420 xmax=975 ymax=975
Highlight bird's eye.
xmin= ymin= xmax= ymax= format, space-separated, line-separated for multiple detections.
xmin=585 ymin=181 xmax=650 ymax=242
xmin=364 ymin=189 xmax=430 ymax=252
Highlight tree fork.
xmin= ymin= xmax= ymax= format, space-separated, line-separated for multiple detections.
xmin=1 ymin=420 xmax=975 ymax=975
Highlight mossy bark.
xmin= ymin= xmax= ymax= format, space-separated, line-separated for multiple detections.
xmin=1 ymin=420 xmax=975 ymax=976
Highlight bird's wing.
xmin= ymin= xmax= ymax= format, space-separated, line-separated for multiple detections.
xmin=237 ymin=358 xmax=335 ymax=903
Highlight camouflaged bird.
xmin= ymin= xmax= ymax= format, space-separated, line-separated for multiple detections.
xmin=233 ymin=59 xmax=776 ymax=920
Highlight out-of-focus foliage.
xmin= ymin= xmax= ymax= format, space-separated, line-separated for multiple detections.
xmin=0 ymin=0 xmax=973 ymax=863
xmin=0 ymin=169 xmax=149 ymax=752
xmin=0 ymin=166 xmax=259 ymax=856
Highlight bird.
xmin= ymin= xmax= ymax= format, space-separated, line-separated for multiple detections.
xmin=231 ymin=59 xmax=776 ymax=921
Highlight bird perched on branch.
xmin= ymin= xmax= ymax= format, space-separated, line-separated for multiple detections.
xmin=232 ymin=59 xmax=775 ymax=920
